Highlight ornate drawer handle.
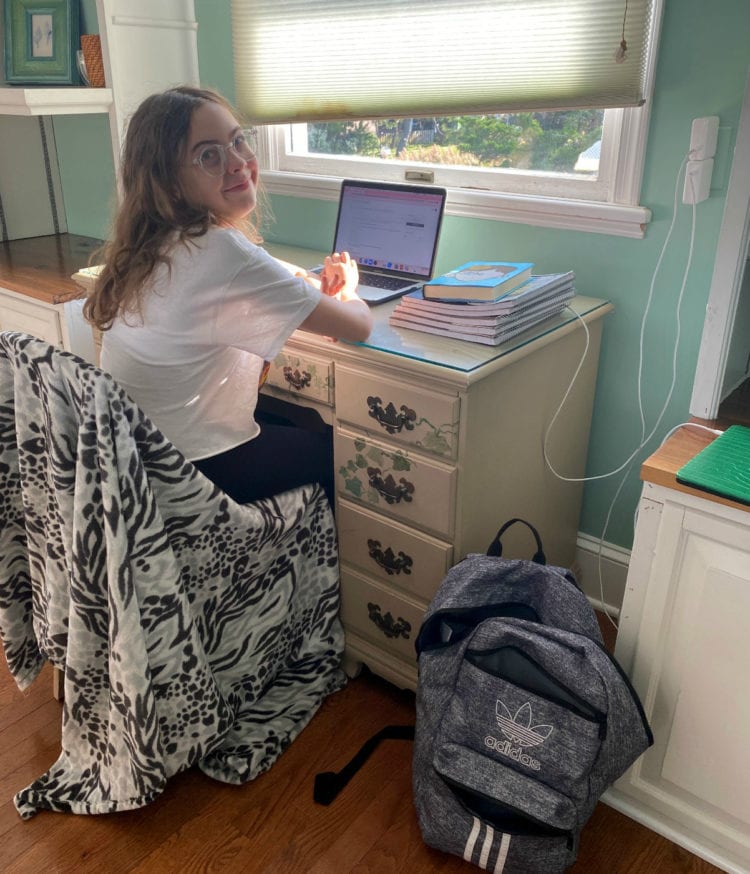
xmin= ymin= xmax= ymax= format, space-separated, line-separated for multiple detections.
xmin=367 ymin=396 xmax=417 ymax=434
xmin=367 ymin=602 xmax=411 ymax=640
xmin=367 ymin=539 xmax=414 ymax=575
xmin=367 ymin=467 xmax=415 ymax=504
xmin=283 ymin=366 xmax=312 ymax=391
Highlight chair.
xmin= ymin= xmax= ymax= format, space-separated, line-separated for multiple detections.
xmin=0 ymin=331 xmax=344 ymax=819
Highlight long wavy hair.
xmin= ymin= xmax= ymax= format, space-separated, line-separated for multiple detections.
xmin=84 ymin=86 xmax=263 ymax=331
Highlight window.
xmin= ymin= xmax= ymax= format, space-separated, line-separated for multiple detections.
xmin=233 ymin=0 xmax=662 ymax=237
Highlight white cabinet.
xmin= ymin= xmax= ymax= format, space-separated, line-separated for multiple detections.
xmin=0 ymin=287 xmax=64 ymax=346
xmin=0 ymin=286 xmax=96 ymax=362
xmin=607 ymin=452 xmax=750 ymax=874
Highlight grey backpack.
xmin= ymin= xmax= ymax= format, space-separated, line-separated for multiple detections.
xmin=412 ymin=519 xmax=653 ymax=873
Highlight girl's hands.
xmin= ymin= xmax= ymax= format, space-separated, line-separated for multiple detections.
xmin=299 ymin=250 xmax=372 ymax=342
xmin=320 ymin=251 xmax=360 ymax=301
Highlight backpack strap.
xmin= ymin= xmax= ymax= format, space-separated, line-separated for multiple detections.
xmin=313 ymin=724 xmax=415 ymax=805
xmin=486 ymin=517 xmax=546 ymax=564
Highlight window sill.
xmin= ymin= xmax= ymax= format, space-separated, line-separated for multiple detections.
xmin=262 ymin=171 xmax=652 ymax=239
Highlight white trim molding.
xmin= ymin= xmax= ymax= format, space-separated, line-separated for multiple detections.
xmin=263 ymin=171 xmax=652 ymax=238
xmin=575 ymin=531 xmax=631 ymax=617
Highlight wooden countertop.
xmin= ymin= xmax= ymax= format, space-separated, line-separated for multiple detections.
xmin=0 ymin=233 xmax=104 ymax=305
xmin=641 ymin=424 xmax=749 ymax=513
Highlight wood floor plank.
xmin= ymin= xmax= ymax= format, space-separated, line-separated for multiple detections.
xmin=0 ymin=658 xmax=727 ymax=874
xmin=305 ymin=768 xmax=415 ymax=874
xmin=0 ymin=663 xmax=55 ymax=733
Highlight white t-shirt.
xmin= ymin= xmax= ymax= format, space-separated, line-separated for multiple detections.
xmin=101 ymin=227 xmax=320 ymax=461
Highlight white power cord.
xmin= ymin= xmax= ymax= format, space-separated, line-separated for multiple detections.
xmin=542 ymin=153 xmax=702 ymax=629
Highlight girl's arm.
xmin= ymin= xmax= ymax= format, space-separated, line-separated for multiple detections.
xmin=299 ymin=252 xmax=373 ymax=342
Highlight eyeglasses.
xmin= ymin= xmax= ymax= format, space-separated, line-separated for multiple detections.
xmin=191 ymin=129 xmax=257 ymax=177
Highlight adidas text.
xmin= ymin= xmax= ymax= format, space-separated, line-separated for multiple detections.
xmin=485 ymin=734 xmax=541 ymax=770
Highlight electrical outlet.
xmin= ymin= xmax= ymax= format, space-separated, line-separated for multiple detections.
xmin=689 ymin=116 xmax=719 ymax=160
xmin=683 ymin=158 xmax=714 ymax=204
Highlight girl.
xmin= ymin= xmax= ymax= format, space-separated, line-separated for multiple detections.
xmin=84 ymin=85 xmax=372 ymax=508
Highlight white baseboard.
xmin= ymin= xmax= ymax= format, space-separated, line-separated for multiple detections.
xmin=574 ymin=533 xmax=631 ymax=618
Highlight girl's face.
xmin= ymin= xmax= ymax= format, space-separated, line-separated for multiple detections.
xmin=179 ymin=100 xmax=259 ymax=224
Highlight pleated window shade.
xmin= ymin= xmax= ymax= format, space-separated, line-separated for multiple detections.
xmin=231 ymin=0 xmax=656 ymax=124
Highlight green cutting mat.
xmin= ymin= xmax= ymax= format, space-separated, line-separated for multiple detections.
xmin=676 ymin=424 xmax=750 ymax=505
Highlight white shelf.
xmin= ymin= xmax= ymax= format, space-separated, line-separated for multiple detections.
xmin=0 ymin=86 xmax=113 ymax=116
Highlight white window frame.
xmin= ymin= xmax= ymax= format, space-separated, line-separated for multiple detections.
xmin=257 ymin=103 xmax=651 ymax=239
xmin=253 ymin=0 xmax=663 ymax=240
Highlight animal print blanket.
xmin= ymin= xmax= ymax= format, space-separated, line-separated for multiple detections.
xmin=0 ymin=332 xmax=345 ymax=818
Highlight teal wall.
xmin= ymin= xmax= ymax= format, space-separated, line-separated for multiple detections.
xmin=57 ymin=0 xmax=750 ymax=550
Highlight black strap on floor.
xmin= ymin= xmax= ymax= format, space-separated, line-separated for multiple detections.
xmin=313 ymin=724 xmax=415 ymax=805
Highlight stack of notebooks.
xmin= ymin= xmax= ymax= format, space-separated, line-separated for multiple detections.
xmin=389 ymin=261 xmax=576 ymax=346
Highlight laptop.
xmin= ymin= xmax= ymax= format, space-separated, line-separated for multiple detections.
xmin=315 ymin=179 xmax=447 ymax=305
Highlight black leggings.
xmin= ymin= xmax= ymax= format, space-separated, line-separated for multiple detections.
xmin=193 ymin=416 xmax=335 ymax=510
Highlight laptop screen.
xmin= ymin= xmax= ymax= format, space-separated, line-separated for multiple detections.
xmin=331 ymin=180 xmax=446 ymax=281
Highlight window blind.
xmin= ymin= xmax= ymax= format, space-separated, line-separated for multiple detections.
xmin=230 ymin=0 xmax=656 ymax=124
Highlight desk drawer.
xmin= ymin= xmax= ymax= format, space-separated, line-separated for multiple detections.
xmin=340 ymin=568 xmax=425 ymax=666
xmin=337 ymin=500 xmax=453 ymax=602
xmin=335 ymin=428 xmax=456 ymax=538
xmin=266 ymin=350 xmax=333 ymax=405
xmin=335 ymin=365 xmax=459 ymax=460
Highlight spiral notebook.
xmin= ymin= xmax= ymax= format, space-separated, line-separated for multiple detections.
xmin=675 ymin=424 xmax=750 ymax=505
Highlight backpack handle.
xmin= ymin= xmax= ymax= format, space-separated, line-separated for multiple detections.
xmin=486 ymin=518 xmax=546 ymax=564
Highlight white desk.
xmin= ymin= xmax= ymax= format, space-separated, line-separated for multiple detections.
xmin=264 ymin=244 xmax=612 ymax=689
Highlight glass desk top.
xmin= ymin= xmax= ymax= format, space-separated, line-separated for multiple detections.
xmin=267 ymin=242 xmax=611 ymax=374
xmin=352 ymin=295 xmax=610 ymax=373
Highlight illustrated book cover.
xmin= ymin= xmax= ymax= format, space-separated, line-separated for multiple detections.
xmin=422 ymin=260 xmax=534 ymax=302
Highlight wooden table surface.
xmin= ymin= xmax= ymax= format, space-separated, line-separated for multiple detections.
xmin=641 ymin=423 xmax=748 ymax=513
xmin=0 ymin=233 xmax=104 ymax=305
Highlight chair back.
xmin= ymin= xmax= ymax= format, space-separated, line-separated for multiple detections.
xmin=0 ymin=331 xmax=344 ymax=819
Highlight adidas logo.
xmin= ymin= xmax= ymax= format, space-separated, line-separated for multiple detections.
xmin=484 ymin=700 xmax=553 ymax=772
xmin=495 ymin=701 xmax=553 ymax=747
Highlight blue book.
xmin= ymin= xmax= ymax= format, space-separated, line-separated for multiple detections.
xmin=410 ymin=271 xmax=573 ymax=312
xmin=423 ymin=261 xmax=534 ymax=302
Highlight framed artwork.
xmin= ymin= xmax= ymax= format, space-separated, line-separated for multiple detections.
xmin=4 ymin=0 xmax=80 ymax=85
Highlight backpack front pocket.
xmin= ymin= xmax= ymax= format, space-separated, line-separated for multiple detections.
xmin=433 ymin=743 xmax=577 ymax=840
xmin=435 ymin=644 xmax=606 ymax=802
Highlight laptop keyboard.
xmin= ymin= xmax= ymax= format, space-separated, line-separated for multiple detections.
xmin=360 ymin=272 xmax=413 ymax=290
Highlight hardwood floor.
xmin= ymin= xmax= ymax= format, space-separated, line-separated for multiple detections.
xmin=0 ymin=653 xmax=725 ymax=874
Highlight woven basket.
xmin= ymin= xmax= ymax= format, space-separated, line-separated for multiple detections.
xmin=80 ymin=35 xmax=105 ymax=87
